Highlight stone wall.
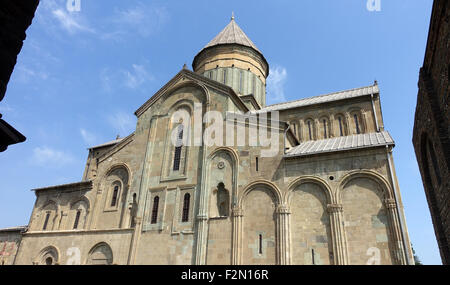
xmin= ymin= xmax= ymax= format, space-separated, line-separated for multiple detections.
xmin=0 ymin=228 xmax=24 ymax=265
xmin=412 ymin=0 xmax=450 ymax=265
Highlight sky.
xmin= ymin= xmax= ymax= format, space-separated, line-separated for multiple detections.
xmin=0 ymin=0 xmax=440 ymax=264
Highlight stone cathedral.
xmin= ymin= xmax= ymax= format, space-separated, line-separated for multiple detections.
xmin=2 ymin=17 xmax=415 ymax=265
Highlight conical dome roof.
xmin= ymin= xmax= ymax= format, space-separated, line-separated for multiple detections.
xmin=202 ymin=17 xmax=262 ymax=54
xmin=192 ymin=15 xmax=269 ymax=78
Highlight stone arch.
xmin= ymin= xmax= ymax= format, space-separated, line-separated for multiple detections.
xmin=99 ymin=164 xmax=131 ymax=228
xmin=339 ymin=170 xmax=394 ymax=264
xmin=39 ymin=200 xmax=58 ymax=231
xmin=204 ymin=148 xmax=237 ymax=265
xmin=86 ymin=242 xmax=113 ymax=265
xmin=162 ymin=80 xmax=210 ymax=106
xmin=287 ymin=177 xmax=334 ymax=265
xmin=304 ymin=118 xmax=316 ymax=140
xmin=337 ymin=170 xmax=393 ymax=202
xmin=238 ymin=180 xmax=282 ymax=208
xmin=36 ymin=246 xmax=59 ymax=265
xmin=285 ymin=176 xmax=334 ymax=205
xmin=318 ymin=114 xmax=331 ymax=139
xmin=347 ymin=107 xmax=367 ymax=134
xmin=207 ymin=147 xmax=239 ymax=209
xmin=69 ymin=197 xmax=90 ymax=230
xmin=161 ymin=99 xmax=198 ymax=179
xmin=334 ymin=113 xmax=348 ymax=136
xmin=240 ymin=181 xmax=281 ymax=265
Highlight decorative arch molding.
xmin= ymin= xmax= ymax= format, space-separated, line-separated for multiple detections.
xmin=103 ymin=163 xmax=132 ymax=184
xmin=205 ymin=147 xmax=239 ymax=213
xmin=284 ymin=176 xmax=334 ymax=205
xmin=69 ymin=197 xmax=91 ymax=230
xmin=337 ymin=170 xmax=394 ymax=202
xmin=40 ymin=199 xmax=59 ymax=212
xmin=166 ymin=99 xmax=195 ymax=117
xmin=238 ymin=180 xmax=282 ymax=208
xmin=85 ymin=242 xmax=114 ymax=265
xmin=207 ymin=146 xmax=239 ymax=164
xmin=70 ymin=196 xmax=91 ymax=211
xmin=347 ymin=107 xmax=367 ymax=134
xmin=35 ymin=245 xmax=60 ymax=265
xmin=98 ymin=163 xmax=132 ymax=199
xmin=38 ymin=200 xmax=59 ymax=231
xmin=162 ymin=80 xmax=210 ymax=107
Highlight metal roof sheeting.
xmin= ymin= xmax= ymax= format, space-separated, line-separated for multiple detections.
xmin=258 ymin=84 xmax=379 ymax=113
xmin=285 ymin=131 xmax=394 ymax=157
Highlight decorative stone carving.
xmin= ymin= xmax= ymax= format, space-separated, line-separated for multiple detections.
xmin=327 ymin=204 xmax=343 ymax=213
xmin=384 ymin=199 xmax=397 ymax=209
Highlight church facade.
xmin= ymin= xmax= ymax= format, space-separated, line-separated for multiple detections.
xmin=7 ymin=17 xmax=414 ymax=265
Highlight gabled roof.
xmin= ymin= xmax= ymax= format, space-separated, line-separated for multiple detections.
xmin=257 ymin=84 xmax=379 ymax=113
xmin=203 ymin=17 xmax=262 ymax=54
xmin=134 ymin=68 xmax=250 ymax=117
xmin=285 ymin=131 xmax=394 ymax=158
xmin=89 ymin=138 xmax=123 ymax=150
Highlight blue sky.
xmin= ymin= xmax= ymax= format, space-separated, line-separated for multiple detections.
xmin=0 ymin=0 xmax=440 ymax=264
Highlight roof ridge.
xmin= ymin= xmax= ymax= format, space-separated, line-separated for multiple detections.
xmin=265 ymin=84 xmax=377 ymax=109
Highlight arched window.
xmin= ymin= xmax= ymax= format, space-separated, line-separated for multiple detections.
xmin=306 ymin=120 xmax=314 ymax=140
xmin=354 ymin=114 xmax=361 ymax=134
xmin=291 ymin=122 xmax=297 ymax=136
xmin=45 ymin=257 xmax=53 ymax=265
xmin=38 ymin=246 xmax=59 ymax=265
xmin=43 ymin=212 xmax=51 ymax=231
xmin=173 ymin=125 xmax=184 ymax=171
xmin=110 ymin=185 xmax=119 ymax=207
xmin=151 ymin=196 xmax=159 ymax=224
xmin=73 ymin=210 xmax=81 ymax=229
xmin=182 ymin=193 xmax=190 ymax=222
xmin=323 ymin=119 xmax=328 ymax=138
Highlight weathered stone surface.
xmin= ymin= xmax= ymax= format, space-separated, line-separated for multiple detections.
xmin=6 ymin=16 xmax=414 ymax=265
xmin=412 ymin=0 xmax=450 ymax=265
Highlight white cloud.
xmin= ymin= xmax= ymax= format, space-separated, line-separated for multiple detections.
xmin=39 ymin=0 xmax=94 ymax=35
xmin=80 ymin=128 xmax=97 ymax=145
xmin=31 ymin=146 xmax=75 ymax=166
xmin=107 ymin=3 xmax=169 ymax=39
xmin=100 ymin=64 xmax=153 ymax=92
xmin=124 ymin=64 xmax=153 ymax=89
xmin=107 ymin=112 xmax=136 ymax=136
xmin=15 ymin=65 xmax=49 ymax=83
xmin=267 ymin=65 xmax=288 ymax=105
xmin=52 ymin=8 xmax=94 ymax=34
